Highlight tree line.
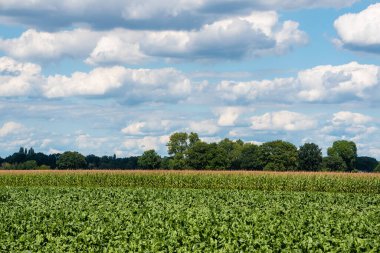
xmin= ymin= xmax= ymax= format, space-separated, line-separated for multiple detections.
xmin=0 ymin=132 xmax=379 ymax=172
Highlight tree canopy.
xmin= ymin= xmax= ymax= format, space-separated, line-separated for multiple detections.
xmin=57 ymin=151 xmax=87 ymax=170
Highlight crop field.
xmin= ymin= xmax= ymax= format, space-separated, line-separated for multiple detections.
xmin=1 ymin=171 xmax=380 ymax=252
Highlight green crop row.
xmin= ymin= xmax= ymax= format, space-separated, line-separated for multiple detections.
xmin=1 ymin=172 xmax=380 ymax=193
xmin=1 ymin=187 xmax=380 ymax=252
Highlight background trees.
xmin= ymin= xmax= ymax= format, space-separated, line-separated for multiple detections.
xmin=0 ymin=135 xmax=378 ymax=172
xmin=327 ymin=140 xmax=357 ymax=171
xmin=239 ymin=143 xmax=260 ymax=170
xmin=57 ymin=151 xmax=87 ymax=169
xmin=355 ymin=156 xmax=378 ymax=172
xmin=257 ymin=140 xmax=298 ymax=171
xmin=138 ymin=150 xmax=161 ymax=169
xmin=298 ymin=143 xmax=322 ymax=171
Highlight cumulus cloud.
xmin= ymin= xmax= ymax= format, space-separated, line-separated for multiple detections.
xmin=122 ymin=120 xmax=172 ymax=136
xmin=0 ymin=121 xmax=25 ymax=137
xmin=189 ymin=120 xmax=219 ymax=135
xmin=250 ymin=111 xmax=317 ymax=131
xmin=0 ymin=0 xmax=358 ymax=31
xmin=0 ymin=29 xmax=101 ymax=62
xmin=215 ymin=107 xmax=243 ymax=126
xmin=88 ymin=12 xmax=307 ymax=63
xmin=321 ymin=111 xmax=376 ymax=138
xmin=218 ymin=62 xmax=380 ymax=104
xmin=0 ymin=56 xmax=194 ymax=103
xmin=334 ymin=3 xmax=380 ymax=53
xmin=49 ymin=66 xmax=193 ymax=102
xmin=331 ymin=111 xmax=373 ymax=126
xmin=123 ymin=135 xmax=169 ymax=153
xmin=0 ymin=12 xmax=307 ymax=64
xmin=0 ymin=56 xmax=42 ymax=96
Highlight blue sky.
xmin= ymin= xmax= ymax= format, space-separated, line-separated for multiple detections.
xmin=0 ymin=0 xmax=380 ymax=159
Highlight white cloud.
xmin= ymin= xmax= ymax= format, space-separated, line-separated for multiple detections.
xmin=44 ymin=66 xmax=127 ymax=98
xmin=0 ymin=56 xmax=194 ymax=103
xmin=296 ymin=62 xmax=380 ymax=102
xmin=88 ymin=12 xmax=307 ymax=64
xmin=0 ymin=56 xmax=42 ymax=96
xmin=217 ymin=77 xmax=295 ymax=103
xmin=218 ymin=62 xmax=380 ymax=104
xmin=189 ymin=120 xmax=219 ymax=135
xmin=332 ymin=111 xmax=373 ymax=126
xmin=0 ymin=0 xmax=358 ymax=31
xmin=250 ymin=111 xmax=316 ymax=131
xmin=123 ymin=135 xmax=169 ymax=152
xmin=0 ymin=29 xmax=101 ymax=62
xmin=121 ymin=122 xmax=146 ymax=135
xmin=215 ymin=107 xmax=243 ymax=126
xmin=334 ymin=3 xmax=380 ymax=53
xmin=0 ymin=121 xmax=25 ymax=137
xmin=0 ymin=12 xmax=306 ymax=64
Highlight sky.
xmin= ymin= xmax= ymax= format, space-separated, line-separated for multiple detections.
xmin=0 ymin=0 xmax=380 ymax=159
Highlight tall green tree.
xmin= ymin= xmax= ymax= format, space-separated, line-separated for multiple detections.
xmin=298 ymin=143 xmax=322 ymax=171
xmin=57 ymin=151 xmax=87 ymax=169
xmin=217 ymin=138 xmax=244 ymax=170
xmin=186 ymin=141 xmax=210 ymax=170
xmin=327 ymin=140 xmax=357 ymax=171
xmin=137 ymin=150 xmax=161 ymax=169
xmin=167 ymin=132 xmax=200 ymax=169
xmin=258 ymin=140 xmax=298 ymax=171
xmin=239 ymin=143 xmax=260 ymax=170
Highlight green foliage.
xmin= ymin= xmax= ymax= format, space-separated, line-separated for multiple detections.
xmin=2 ymin=172 xmax=380 ymax=193
xmin=167 ymin=132 xmax=189 ymax=156
xmin=322 ymin=156 xmax=347 ymax=172
xmin=374 ymin=163 xmax=380 ymax=173
xmin=137 ymin=150 xmax=161 ymax=169
xmin=167 ymin=132 xmax=200 ymax=169
xmin=56 ymin=151 xmax=87 ymax=170
xmin=1 ymin=160 xmax=39 ymax=170
xmin=298 ymin=143 xmax=322 ymax=171
xmin=1 ymin=187 xmax=380 ymax=251
xmin=239 ymin=143 xmax=260 ymax=170
xmin=186 ymin=141 xmax=210 ymax=169
xmin=258 ymin=140 xmax=298 ymax=171
xmin=327 ymin=140 xmax=357 ymax=171
xmin=355 ymin=156 xmax=378 ymax=172
xmin=217 ymin=138 xmax=244 ymax=170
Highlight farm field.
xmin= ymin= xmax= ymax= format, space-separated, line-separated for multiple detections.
xmin=1 ymin=171 xmax=380 ymax=252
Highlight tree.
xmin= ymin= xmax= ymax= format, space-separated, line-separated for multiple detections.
xmin=27 ymin=147 xmax=35 ymax=157
xmin=206 ymin=143 xmax=229 ymax=170
xmin=257 ymin=140 xmax=298 ymax=171
xmin=322 ymin=156 xmax=347 ymax=171
xmin=239 ymin=143 xmax=260 ymax=170
xmin=167 ymin=132 xmax=200 ymax=169
xmin=355 ymin=156 xmax=378 ymax=172
xmin=86 ymin=154 xmax=101 ymax=169
xmin=137 ymin=150 xmax=161 ymax=169
xmin=167 ymin=132 xmax=189 ymax=156
xmin=374 ymin=163 xmax=380 ymax=173
xmin=217 ymin=138 xmax=244 ymax=170
xmin=56 ymin=151 xmax=87 ymax=169
xmin=298 ymin=143 xmax=322 ymax=171
xmin=327 ymin=140 xmax=357 ymax=171
xmin=186 ymin=141 xmax=210 ymax=170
